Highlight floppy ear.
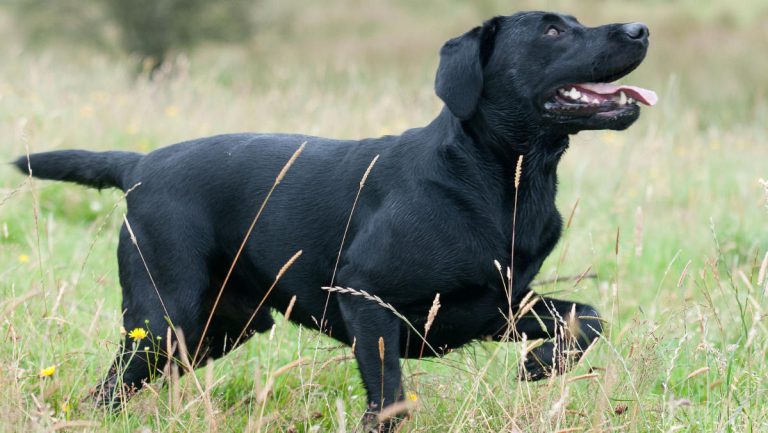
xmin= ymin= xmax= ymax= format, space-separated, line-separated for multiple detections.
xmin=435 ymin=19 xmax=498 ymax=120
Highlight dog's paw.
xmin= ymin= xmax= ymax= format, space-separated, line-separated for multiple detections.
xmin=355 ymin=411 xmax=404 ymax=433
xmin=518 ymin=341 xmax=579 ymax=381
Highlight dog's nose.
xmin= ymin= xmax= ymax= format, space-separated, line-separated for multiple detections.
xmin=622 ymin=22 xmax=649 ymax=40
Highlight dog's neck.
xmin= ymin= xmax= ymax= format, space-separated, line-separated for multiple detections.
xmin=428 ymin=108 xmax=569 ymax=197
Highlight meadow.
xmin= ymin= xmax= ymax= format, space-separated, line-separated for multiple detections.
xmin=0 ymin=0 xmax=767 ymax=431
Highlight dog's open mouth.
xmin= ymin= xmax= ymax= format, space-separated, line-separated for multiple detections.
xmin=544 ymin=82 xmax=657 ymax=118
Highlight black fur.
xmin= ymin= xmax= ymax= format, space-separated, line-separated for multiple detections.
xmin=13 ymin=150 xmax=140 ymax=190
xmin=13 ymin=11 xmax=650 ymax=431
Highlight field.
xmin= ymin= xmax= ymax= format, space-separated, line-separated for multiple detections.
xmin=1 ymin=0 xmax=767 ymax=432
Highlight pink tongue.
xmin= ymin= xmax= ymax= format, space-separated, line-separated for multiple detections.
xmin=575 ymin=83 xmax=658 ymax=106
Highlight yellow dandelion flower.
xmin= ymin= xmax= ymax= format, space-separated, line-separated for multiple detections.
xmin=39 ymin=365 xmax=56 ymax=377
xmin=128 ymin=328 xmax=148 ymax=341
xmin=18 ymin=254 xmax=30 ymax=263
xmin=126 ymin=122 xmax=139 ymax=135
xmin=79 ymin=105 xmax=94 ymax=118
xmin=164 ymin=105 xmax=179 ymax=118
xmin=138 ymin=137 xmax=152 ymax=152
xmin=406 ymin=391 xmax=418 ymax=402
xmin=61 ymin=400 xmax=70 ymax=414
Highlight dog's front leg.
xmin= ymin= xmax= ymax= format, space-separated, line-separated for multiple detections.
xmin=512 ymin=294 xmax=603 ymax=381
xmin=337 ymin=293 xmax=404 ymax=432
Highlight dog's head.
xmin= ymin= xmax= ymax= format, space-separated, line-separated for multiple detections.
xmin=435 ymin=11 xmax=656 ymax=137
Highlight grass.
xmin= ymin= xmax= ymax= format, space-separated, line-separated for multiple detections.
xmin=1 ymin=0 xmax=767 ymax=431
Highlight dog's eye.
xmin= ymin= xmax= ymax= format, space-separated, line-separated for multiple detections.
xmin=545 ymin=26 xmax=561 ymax=37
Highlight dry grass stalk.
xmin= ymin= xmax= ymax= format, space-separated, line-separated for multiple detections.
xmin=379 ymin=336 xmax=385 ymax=408
xmin=360 ymin=154 xmax=380 ymax=188
xmin=377 ymin=399 xmax=418 ymax=423
xmin=275 ymin=141 xmax=307 ymax=184
xmin=547 ymin=385 xmax=569 ymax=423
xmin=0 ymin=179 xmax=26 ymax=208
xmin=378 ymin=337 xmax=385 ymax=363
xmin=530 ymin=268 xmax=597 ymax=288
xmin=567 ymin=373 xmax=600 ymax=383
xmin=425 ymin=293 xmax=441 ymax=335
xmin=123 ymin=215 xmax=174 ymax=329
xmin=322 ymin=286 xmax=436 ymax=354
xmin=204 ymin=359 xmax=216 ymax=432
xmin=71 ymin=181 xmax=142 ymax=295
xmin=565 ymin=198 xmax=580 ymax=230
xmin=284 ymin=295 xmax=297 ymax=321
xmin=233 ymin=249 xmax=303 ymax=347
xmin=50 ymin=421 xmax=101 ymax=431
xmin=508 ymin=155 xmax=524 ymax=323
xmin=195 ymin=142 xmax=306 ymax=363
xmin=329 ymin=154 xmax=380 ymax=288
xmin=308 ymin=155 xmax=381 ymax=415
xmin=686 ymin=366 xmax=709 ymax=380
xmin=513 ymin=294 xmax=539 ymax=323
xmin=273 ymin=357 xmax=310 ymax=377
xmin=529 ymin=307 xmax=548 ymax=334
xmin=174 ymin=328 xmax=217 ymax=431
xmin=418 ymin=293 xmax=441 ymax=358
xmin=1 ymin=290 xmax=42 ymax=316
xmin=166 ymin=326 xmax=181 ymax=414
xmin=634 ymin=206 xmax=644 ymax=257
xmin=566 ymin=303 xmax=579 ymax=341
xmin=677 ymin=260 xmax=692 ymax=288
xmin=323 ymin=286 xmax=396 ymax=316
xmin=738 ymin=269 xmax=754 ymax=291
xmin=493 ymin=259 xmax=509 ymax=295
xmin=244 ymin=413 xmax=278 ymax=433
xmin=258 ymin=357 xmax=310 ymax=403
xmin=17 ymin=118 xmax=48 ymax=314
xmin=319 ymin=354 xmax=355 ymax=371
xmin=757 ymin=251 xmax=768 ymax=287
xmin=335 ymin=399 xmax=347 ymax=433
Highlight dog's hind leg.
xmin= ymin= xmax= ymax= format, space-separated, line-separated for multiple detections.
xmin=94 ymin=222 xmax=211 ymax=407
xmin=200 ymin=282 xmax=275 ymax=361
xmin=511 ymin=294 xmax=603 ymax=381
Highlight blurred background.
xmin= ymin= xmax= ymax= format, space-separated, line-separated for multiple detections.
xmin=2 ymin=0 xmax=767 ymax=128
xmin=1 ymin=1 xmax=767 ymax=432
xmin=2 ymin=0 xmax=765 ymax=294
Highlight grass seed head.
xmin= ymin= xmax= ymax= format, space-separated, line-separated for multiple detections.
xmin=424 ymin=293 xmax=441 ymax=334
xmin=514 ymin=155 xmax=524 ymax=188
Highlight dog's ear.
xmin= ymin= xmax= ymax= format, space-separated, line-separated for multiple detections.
xmin=435 ymin=18 xmax=499 ymax=120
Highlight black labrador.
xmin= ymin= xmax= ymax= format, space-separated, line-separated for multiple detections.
xmin=14 ymin=11 xmax=655 ymax=431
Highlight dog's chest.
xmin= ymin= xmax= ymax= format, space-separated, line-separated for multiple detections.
xmin=499 ymin=169 xmax=563 ymax=287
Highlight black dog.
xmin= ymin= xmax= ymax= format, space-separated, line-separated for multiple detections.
xmin=14 ymin=11 xmax=655 ymax=431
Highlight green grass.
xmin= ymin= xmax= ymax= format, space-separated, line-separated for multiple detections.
xmin=1 ymin=1 xmax=767 ymax=432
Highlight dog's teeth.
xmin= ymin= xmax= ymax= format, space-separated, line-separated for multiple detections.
xmin=628 ymin=97 xmax=635 ymax=104
xmin=580 ymin=94 xmax=590 ymax=103
xmin=591 ymin=98 xmax=600 ymax=105
xmin=569 ymin=88 xmax=581 ymax=100
xmin=619 ymin=91 xmax=627 ymax=105
xmin=559 ymin=88 xmax=568 ymax=96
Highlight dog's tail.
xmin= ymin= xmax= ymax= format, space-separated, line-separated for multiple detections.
xmin=12 ymin=150 xmax=142 ymax=191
